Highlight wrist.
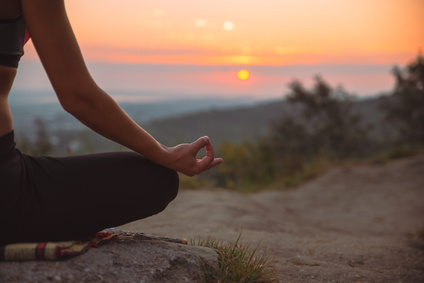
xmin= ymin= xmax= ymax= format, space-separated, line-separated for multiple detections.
xmin=141 ymin=141 xmax=171 ymax=166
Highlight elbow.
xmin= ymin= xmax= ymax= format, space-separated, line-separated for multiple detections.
xmin=56 ymin=83 xmax=106 ymax=118
xmin=59 ymin=96 xmax=79 ymax=115
xmin=58 ymin=91 xmax=89 ymax=117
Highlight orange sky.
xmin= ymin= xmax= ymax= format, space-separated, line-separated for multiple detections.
xmin=17 ymin=0 xmax=424 ymax=100
xmin=23 ymin=0 xmax=424 ymax=66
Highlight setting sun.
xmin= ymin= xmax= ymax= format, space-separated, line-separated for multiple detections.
xmin=237 ymin=70 xmax=250 ymax=80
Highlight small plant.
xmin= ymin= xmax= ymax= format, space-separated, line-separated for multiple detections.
xmin=191 ymin=232 xmax=278 ymax=282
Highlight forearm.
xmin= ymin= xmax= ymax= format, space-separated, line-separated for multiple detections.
xmin=66 ymin=87 xmax=167 ymax=163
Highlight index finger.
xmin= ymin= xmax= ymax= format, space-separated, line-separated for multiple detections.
xmin=197 ymin=150 xmax=214 ymax=169
xmin=204 ymin=138 xmax=214 ymax=158
xmin=196 ymin=139 xmax=215 ymax=169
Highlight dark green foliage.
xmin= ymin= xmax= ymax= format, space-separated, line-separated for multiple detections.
xmin=381 ymin=54 xmax=424 ymax=146
xmin=283 ymin=76 xmax=372 ymax=159
xmin=215 ymin=76 xmax=379 ymax=190
xmin=215 ymin=140 xmax=276 ymax=190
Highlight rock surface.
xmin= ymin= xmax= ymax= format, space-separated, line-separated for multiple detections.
xmin=121 ymin=154 xmax=424 ymax=283
xmin=0 ymin=231 xmax=218 ymax=283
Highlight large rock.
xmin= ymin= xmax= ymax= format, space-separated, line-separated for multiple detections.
xmin=0 ymin=231 xmax=219 ymax=283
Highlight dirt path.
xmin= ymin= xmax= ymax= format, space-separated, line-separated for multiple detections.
xmin=120 ymin=154 xmax=424 ymax=282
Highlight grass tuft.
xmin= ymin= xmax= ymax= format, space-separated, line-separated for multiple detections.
xmin=191 ymin=232 xmax=278 ymax=282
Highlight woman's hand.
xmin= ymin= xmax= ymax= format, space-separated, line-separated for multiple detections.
xmin=162 ymin=136 xmax=223 ymax=176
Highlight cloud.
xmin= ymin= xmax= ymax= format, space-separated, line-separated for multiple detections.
xmin=81 ymin=45 xmax=224 ymax=56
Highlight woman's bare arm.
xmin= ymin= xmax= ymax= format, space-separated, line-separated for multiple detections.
xmin=21 ymin=0 xmax=222 ymax=175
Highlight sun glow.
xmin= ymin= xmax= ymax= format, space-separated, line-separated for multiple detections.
xmin=237 ymin=70 xmax=250 ymax=80
xmin=223 ymin=21 xmax=234 ymax=31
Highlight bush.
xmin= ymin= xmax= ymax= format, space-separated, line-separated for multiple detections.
xmin=381 ymin=54 xmax=424 ymax=146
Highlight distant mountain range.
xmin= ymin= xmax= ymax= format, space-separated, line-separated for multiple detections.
xmin=9 ymin=90 xmax=262 ymax=139
xmin=9 ymin=90 xmax=394 ymax=154
xmin=145 ymin=95 xmax=391 ymax=146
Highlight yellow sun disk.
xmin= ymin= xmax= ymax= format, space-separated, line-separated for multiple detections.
xmin=237 ymin=70 xmax=250 ymax=80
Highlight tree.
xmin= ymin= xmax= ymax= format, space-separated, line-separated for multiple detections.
xmin=381 ymin=54 xmax=424 ymax=145
xmin=273 ymin=76 xmax=370 ymax=160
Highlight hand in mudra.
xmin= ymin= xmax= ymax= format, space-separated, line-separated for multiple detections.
xmin=163 ymin=136 xmax=223 ymax=176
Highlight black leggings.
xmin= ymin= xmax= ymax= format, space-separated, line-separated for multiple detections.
xmin=0 ymin=131 xmax=179 ymax=245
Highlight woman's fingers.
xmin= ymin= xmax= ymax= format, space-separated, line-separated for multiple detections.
xmin=190 ymin=136 xmax=210 ymax=153
xmin=192 ymin=136 xmax=223 ymax=171
xmin=170 ymin=136 xmax=222 ymax=176
xmin=203 ymin=157 xmax=224 ymax=170
xmin=204 ymin=137 xmax=215 ymax=158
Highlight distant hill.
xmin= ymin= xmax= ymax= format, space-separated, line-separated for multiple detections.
xmin=145 ymin=100 xmax=289 ymax=145
xmin=9 ymin=92 xmax=260 ymax=140
xmin=144 ymin=95 xmax=392 ymax=146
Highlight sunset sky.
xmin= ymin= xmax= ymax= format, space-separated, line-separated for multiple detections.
xmin=15 ymin=0 xmax=424 ymax=101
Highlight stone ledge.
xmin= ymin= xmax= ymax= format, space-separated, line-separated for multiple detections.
xmin=0 ymin=230 xmax=218 ymax=283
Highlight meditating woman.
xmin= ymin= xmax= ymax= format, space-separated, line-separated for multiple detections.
xmin=0 ymin=0 xmax=223 ymax=244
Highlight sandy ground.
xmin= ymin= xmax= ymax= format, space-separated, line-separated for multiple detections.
xmin=120 ymin=154 xmax=424 ymax=283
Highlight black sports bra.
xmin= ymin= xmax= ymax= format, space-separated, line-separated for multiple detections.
xmin=0 ymin=15 xmax=30 ymax=68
